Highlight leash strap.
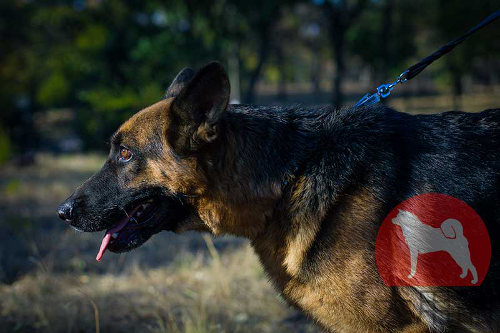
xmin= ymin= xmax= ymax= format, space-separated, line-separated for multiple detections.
xmin=355 ymin=10 xmax=500 ymax=108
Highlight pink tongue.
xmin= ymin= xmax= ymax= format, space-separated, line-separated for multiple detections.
xmin=96 ymin=206 xmax=141 ymax=261
xmin=96 ymin=217 xmax=129 ymax=261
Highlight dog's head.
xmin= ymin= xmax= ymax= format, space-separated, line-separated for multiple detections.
xmin=392 ymin=209 xmax=418 ymax=227
xmin=57 ymin=62 xmax=231 ymax=260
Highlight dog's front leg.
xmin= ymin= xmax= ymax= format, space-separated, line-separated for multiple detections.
xmin=409 ymin=250 xmax=418 ymax=279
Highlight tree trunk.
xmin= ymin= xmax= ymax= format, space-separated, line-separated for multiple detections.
xmin=310 ymin=48 xmax=322 ymax=99
xmin=276 ymin=43 xmax=287 ymax=102
xmin=331 ymin=23 xmax=346 ymax=107
xmin=381 ymin=0 xmax=394 ymax=81
xmin=451 ymin=71 xmax=463 ymax=110
xmin=447 ymin=62 xmax=463 ymax=110
xmin=228 ymin=43 xmax=241 ymax=103
xmin=245 ymin=32 xmax=271 ymax=104
xmin=323 ymin=0 xmax=367 ymax=107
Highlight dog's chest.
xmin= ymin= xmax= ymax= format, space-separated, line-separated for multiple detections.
xmin=279 ymin=274 xmax=404 ymax=332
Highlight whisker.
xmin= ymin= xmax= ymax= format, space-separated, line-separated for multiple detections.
xmin=120 ymin=206 xmax=130 ymax=218
xmin=179 ymin=193 xmax=198 ymax=198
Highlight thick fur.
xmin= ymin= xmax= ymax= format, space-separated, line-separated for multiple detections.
xmin=59 ymin=63 xmax=500 ymax=332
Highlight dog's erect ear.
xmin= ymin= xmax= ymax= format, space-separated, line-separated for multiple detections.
xmin=168 ymin=62 xmax=230 ymax=154
xmin=165 ymin=67 xmax=195 ymax=99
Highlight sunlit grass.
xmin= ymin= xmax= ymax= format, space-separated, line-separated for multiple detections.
xmin=0 ymin=244 xmax=297 ymax=332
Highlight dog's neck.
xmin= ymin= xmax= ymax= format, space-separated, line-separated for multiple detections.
xmin=224 ymin=105 xmax=312 ymax=192
xmin=188 ymin=105 xmax=307 ymax=237
xmin=194 ymin=104 xmax=374 ymax=238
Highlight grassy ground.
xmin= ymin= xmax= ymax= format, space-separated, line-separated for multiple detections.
xmin=0 ymin=154 xmax=318 ymax=333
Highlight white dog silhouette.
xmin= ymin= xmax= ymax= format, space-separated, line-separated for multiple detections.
xmin=392 ymin=209 xmax=477 ymax=284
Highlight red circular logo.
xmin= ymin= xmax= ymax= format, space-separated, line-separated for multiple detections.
xmin=375 ymin=193 xmax=491 ymax=286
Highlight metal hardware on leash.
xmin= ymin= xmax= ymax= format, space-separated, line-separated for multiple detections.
xmin=355 ymin=10 xmax=499 ymax=108
xmin=355 ymin=70 xmax=408 ymax=108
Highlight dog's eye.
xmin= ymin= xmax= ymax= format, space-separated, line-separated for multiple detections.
xmin=119 ymin=147 xmax=132 ymax=162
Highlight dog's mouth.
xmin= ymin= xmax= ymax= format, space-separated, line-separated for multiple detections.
xmin=96 ymin=196 xmax=187 ymax=261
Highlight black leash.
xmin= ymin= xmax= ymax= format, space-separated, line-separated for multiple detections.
xmin=355 ymin=10 xmax=500 ymax=108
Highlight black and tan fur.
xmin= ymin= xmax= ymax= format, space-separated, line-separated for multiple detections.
xmin=58 ymin=62 xmax=500 ymax=332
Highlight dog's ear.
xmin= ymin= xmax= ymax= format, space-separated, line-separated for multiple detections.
xmin=168 ymin=62 xmax=230 ymax=154
xmin=165 ymin=67 xmax=195 ymax=99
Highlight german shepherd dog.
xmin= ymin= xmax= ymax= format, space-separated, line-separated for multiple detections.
xmin=58 ymin=62 xmax=499 ymax=332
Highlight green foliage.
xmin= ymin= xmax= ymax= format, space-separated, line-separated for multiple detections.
xmin=348 ymin=0 xmax=418 ymax=78
xmin=37 ymin=72 xmax=70 ymax=107
xmin=0 ymin=0 xmax=498 ymax=152
xmin=76 ymin=83 xmax=164 ymax=149
xmin=76 ymin=24 xmax=109 ymax=52
xmin=80 ymin=88 xmax=137 ymax=114
xmin=424 ymin=0 xmax=500 ymax=96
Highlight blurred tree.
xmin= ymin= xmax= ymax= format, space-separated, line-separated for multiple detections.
xmin=238 ymin=1 xmax=282 ymax=103
xmin=319 ymin=0 xmax=368 ymax=107
xmin=0 ymin=0 xmax=39 ymax=162
xmin=272 ymin=6 xmax=304 ymax=102
xmin=429 ymin=0 xmax=500 ymax=109
xmin=182 ymin=0 xmax=300 ymax=104
xmin=348 ymin=0 xmax=417 ymax=82
xmin=1 ymin=0 xmax=499 ymax=157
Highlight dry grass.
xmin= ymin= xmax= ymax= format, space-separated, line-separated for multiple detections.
xmin=0 ymin=243 xmax=309 ymax=333
xmin=0 ymin=154 xmax=317 ymax=333
xmin=389 ymin=91 xmax=500 ymax=114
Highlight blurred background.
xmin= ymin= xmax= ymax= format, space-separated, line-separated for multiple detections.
xmin=0 ymin=0 xmax=499 ymax=332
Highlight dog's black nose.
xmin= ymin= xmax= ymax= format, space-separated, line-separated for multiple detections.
xmin=57 ymin=200 xmax=74 ymax=222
